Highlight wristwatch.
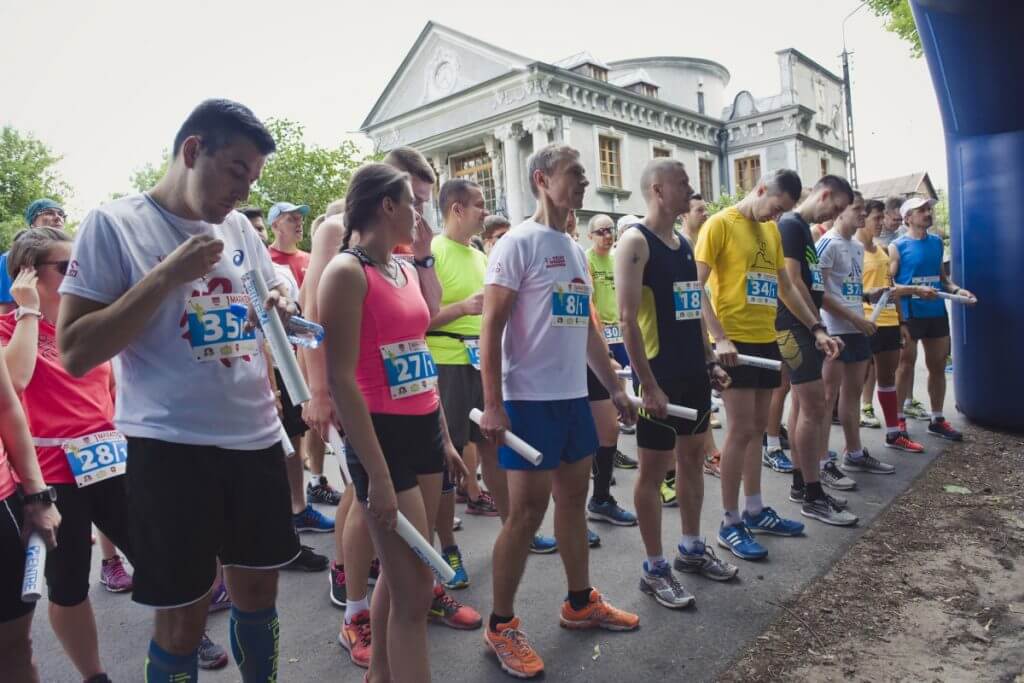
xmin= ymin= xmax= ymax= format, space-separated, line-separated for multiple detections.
xmin=22 ymin=486 xmax=57 ymax=506
xmin=413 ymin=256 xmax=435 ymax=269
xmin=14 ymin=307 xmax=42 ymax=322
xmin=809 ymin=322 xmax=827 ymax=336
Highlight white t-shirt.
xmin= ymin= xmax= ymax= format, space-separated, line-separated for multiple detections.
xmin=485 ymin=219 xmax=592 ymax=401
xmin=816 ymin=228 xmax=865 ymax=336
xmin=59 ymin=193 xmax=283 ymax=449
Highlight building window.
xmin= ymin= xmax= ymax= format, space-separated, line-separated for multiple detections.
xmin=734 ymin=155 xmax=761 ymax=194
xmin=450 ymin=149 xmax=497 ymax=212
xmin=699 ymin=159 xmax=714 ymax=199
xmin=578 ymin=64 xmax=608 ymax=82
xmin=653 ymin=147 xmax=671 ymax=159
xmin=599 ymin=135 xmax=622 ymax=188
xmin=628 ymin=83 xmax=659 ymax=98
xmin=820 ymin=157 xmax=829 ymax=177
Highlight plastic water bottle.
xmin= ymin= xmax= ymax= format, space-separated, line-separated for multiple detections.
xmin=228 ymin=304 xmax=324 ymax=349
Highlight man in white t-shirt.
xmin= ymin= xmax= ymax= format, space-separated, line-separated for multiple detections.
xmin=477 ymin=143 xmax=639 ymax=679
xmin=58 ymin=99 xmax=299 ymax=683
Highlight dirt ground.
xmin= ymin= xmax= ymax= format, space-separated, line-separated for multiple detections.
xmin=721 ymin=423 xmax=1024 ymax=683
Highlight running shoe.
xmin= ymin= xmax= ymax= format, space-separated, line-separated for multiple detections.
xmin=529 ymin=534 xmax=557 ymax=554
xmin=860 ymin=405 xmax=881 ymax=428
xmin=743 ymin=507 xmax=805 ymax=537
xmin=821 ymin=461 xmax=857 ymax=490
xmin=208 ymin=579 xmax=232 ymax=613
xmin=282 ymin=545 xmax=329 ymax=572
xmin=307 ymin=476 xmax=342 ymax=506
xmin=639 ymin=560 xmax=695 ymax=609
xmin=466 ymin=491 xmax=499 ymax=517
xmin=294 ymin=504 xmax=335 ymax=533
xmin=762 ymin=447 xmax=794 ymax=473
xmin=660 ymin=476 xmax=678 ymax=507
xmin=587 ymin=497 xmax=638 ymax=526
xmin=588 ymin=528 xmax=601 ymax=548
xmin=703 ymin=450 xmax=722 ymax=478
xmin=613 ymin=450 xmax=638 ymax=469
xmin=484 ymin=617 xmax=544 ymax=679
xmin=904 ymin=399 xmax=930 ymax=421
xmin=928 ymin=418 xmax=963 ymax=441
xmin=453 ymin=516 xmax=463 ymax=531
xmin=330 ymin=562 xmax=347 ymax=607
xmin=788 ymin=486 xmax=847 ymax=509
xmin=560 ymin=589 xmax=640 ymax=630
xmin=717 ymin=522 xmax=767 ymax=560
xmin=429 ymin=584 xmax=482 ymax=629
xmin=710 ymin=413 xmax=722 ymax=429
xmin=368 ymin=558 xmax=380 ymax=586
xmin=885 ymin=431 xmax=925 ymax=453
xmin=443 ymin=546 xmax=470 ymax=590
xmin=801 ymin=494 xmax=858 ymax=526
xmin=841 ymin=449 xmax=895 ymax=474
xmin=197 ymin=632 xmax=229 ymax=670
xmin=674 ymin=540 xmax=739 ymax=581
xmin=100 ymin=554 xmax=133 ymax=593
xmin=618 ymin=421 xmax=636 ymax=435
xmin=339 ymin=609 xmax=372 ymax=668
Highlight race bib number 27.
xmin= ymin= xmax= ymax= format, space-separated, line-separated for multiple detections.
xmin=381 ymin=339 xmax=438 ymax=400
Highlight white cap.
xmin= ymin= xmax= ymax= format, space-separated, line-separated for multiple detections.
xmin=617 ymin=214 xmax=640 ymax=231
xmin=900 ymin=196 xmax=936 ymax=219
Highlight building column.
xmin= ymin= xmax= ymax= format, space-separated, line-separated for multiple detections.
xmin=524 ymin=114 xmax=557 ymax=151
xmin=495 ymin=122 xmax=526 ymax=222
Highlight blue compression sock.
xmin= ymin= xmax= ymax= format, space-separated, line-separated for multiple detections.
xmin=145 ymin=639 xmax=197 ymax=682
xmin=229 ymin=606 xmax=280 ymax=682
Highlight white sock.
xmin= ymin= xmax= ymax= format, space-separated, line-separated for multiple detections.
xmin=931 ymin=412 xmax=944 ymax=421
xmin=744 ymin=494 xmax=763 ymax=516
xmin=723 ymin=509 xmax=742 ymax=527
xmin=345 ymin=597 xmax=369 ymax=623
xmin=679 ymin=535 xmax=701 ymax=553
xmin=645 ymin=556 xmax=667 ymax=571
xmin=848 ymin=449 xmax=864 ymax=460
xmin=766 ymin=436 xmax=781 ymax=451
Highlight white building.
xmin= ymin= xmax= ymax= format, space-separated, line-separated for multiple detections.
xmin=362 ymin=22 xmax=849 ymax=225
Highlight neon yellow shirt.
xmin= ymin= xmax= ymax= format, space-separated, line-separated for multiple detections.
xmin=587 ymin=247 xmax=618 ymax=325
xmin=427 ymin=234 xmax=487 ymax=365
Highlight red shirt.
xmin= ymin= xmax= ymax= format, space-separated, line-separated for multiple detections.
xmin=0 ymin=313 xmax=115 ymax=485
xmin=269 ymin=247 xmax=311 ymax=288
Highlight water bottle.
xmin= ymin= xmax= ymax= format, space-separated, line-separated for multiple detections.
xmin=228 ymin=304 xmax=324 ymax=349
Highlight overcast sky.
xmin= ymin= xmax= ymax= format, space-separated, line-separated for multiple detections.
xmin=1 ymin=0 xmax=947 ymax=216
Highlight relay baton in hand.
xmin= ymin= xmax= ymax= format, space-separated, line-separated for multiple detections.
xmin=242 ymin=268 xmax=310 ymax=404
xmin=21 ymin=532 xmax=46 ymax=602
xmin=469 ymin=409 xmax=542 ymax=466
xmin=870 ymin=290 xmax=891 ymax=323
xmin=733 ymin=354 xmax=782 ymax=371
xmin=937 ymin=291 xmax=977 ymax=304
xmin=626 ymin=395 xmax=698 ymax=421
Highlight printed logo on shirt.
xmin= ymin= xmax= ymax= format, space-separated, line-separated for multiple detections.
xmin=233 ymin=250 xmax=244 ymax=266
xmin=751 ymin=237 xmax=776 ymax=272
xmin=66 ymin=259 xmax=80 ymax=278
xmin=544 ymin=255 xmax=566 ymax=269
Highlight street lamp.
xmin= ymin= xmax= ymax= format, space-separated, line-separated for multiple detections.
xmin=841 ymin=1 xmax=867 ymax=188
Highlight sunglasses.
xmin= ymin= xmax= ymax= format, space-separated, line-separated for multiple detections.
xmin=591 ymin=228 xmax=615 ymax=237
xmin=37 ymin=260 xmax=70 ymax=275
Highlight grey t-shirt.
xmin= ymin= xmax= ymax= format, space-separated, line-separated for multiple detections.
xmin=816 ymin=228 xmax=865 ymax=335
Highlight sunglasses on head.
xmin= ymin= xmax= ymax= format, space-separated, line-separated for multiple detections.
xmin=37 ymin=260 xmax=70 ymax=275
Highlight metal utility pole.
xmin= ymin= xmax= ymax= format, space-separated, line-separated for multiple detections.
xmin=842 ymin=2 xmax=867 ymax=188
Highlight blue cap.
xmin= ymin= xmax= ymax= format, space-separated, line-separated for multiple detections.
xmin=24 ymin=198 xmax=64 ymax=225
xmin=267 ymin=202 xmax=309 ymax=225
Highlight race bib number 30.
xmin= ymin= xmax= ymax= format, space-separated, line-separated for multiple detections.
xmin=673 ymin=281 xmax=702 ymax=320
xmin=64 ymin=431 xmax=128 ymax=488
xmin=381 ymin=339 xmax=438 ymax=400
xmin=746 ymin=272 xmax=778 ymax=306
xmin=551 ymin=282 xmax=590 ymax=327
xmin=463 ymin=339 xmax=481 ymax=371
xmin=186 ymin=294 xmax=258 ymax=362
xmin=603 ymin=324 xmax=623 ymax=344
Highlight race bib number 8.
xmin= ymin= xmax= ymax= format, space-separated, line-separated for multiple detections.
xmin=551 ymin=282 xmax=590 ymax=327
xmin=673 ymin=281 xmax=702 ymax=320
xmin=64 ymin=431 xmax=128 ymax=488
xmin=186 ymin=294 xmax=258 ymax=362
xmin=381 ymin=339 xmax=438 ymax=400
xmin=464 ymin=339 xmax=481 ymax=371
xmin=746 ymin=272 xmax=778 ymax=306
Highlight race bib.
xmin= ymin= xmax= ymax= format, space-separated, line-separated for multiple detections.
xmin=380 ymin=339 xmax=438 ymax=400
xmin=673 ymin=281 xmax=702 ymax=320
xmin=603 ymin=324 xmax=623 ymax=344
xmin=911 ymin=275 xmax=940 ymax=297
xmin=64 ymin=431 xmax=128 ymax=488
xmin=842 ymin=279 xmax=863 ymax=303
xmin=463 ymin=339 xmax=481 ymax=371
xmin=746 ymin=272 xmax=778 ymax=306
xmin=551 ymin=282 xmax=590 ymax=327
xmin=810 ymin=264 xmax=825 ymax=292
xmin=186 ymin=293 xmax=258 ymax=362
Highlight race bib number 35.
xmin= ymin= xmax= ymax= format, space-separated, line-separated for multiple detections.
xmin=186 ymin=293 xmax=258 ymax=362
xmin=381 ymin=339 xmax=438 ymax=400
xmin=64 ymin=431 xmax=128 ymax=488
xmin=746 ymin=272 xmax=778 ymax=306
xmin=551 ymin=282 xmax=590 ymax=327
xmin=673 ymin=281 xmax=702 ymax=320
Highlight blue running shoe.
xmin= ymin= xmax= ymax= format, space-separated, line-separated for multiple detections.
xmin=443 ymin=545 xmax=469 ymax=590
xmin=588 ymin=528 xmax=601 ymax=548
xmin=587 ymin=497 xmax=638 ymax=526
xmin=743 ymin=507 xmax=805 ymax=537
xmin=294 ymin=504 xmax=335 ymax=533
xmin=529 ymin=534 xmax=558 ymax=554
xmin=716 ymin=523 xmax=767 ymax=561
xmin=761 ymin=447 xmax=794 ymax=473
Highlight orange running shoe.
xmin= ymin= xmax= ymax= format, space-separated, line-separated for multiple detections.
xmin=885 ymin=431 xmax=925 ymax=453
xmin=703 ymin=450 xmax=722 ymax=477
xmin=559 ymin=589 xmax=640 ymax=631
xmin=338 ymin=610 xmax=372 ymax=668
xmin=484 ymin=617 xmax=544 ymax=679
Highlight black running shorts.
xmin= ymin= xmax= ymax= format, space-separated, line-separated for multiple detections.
xmin=345 ymin=410 xmax=446 ymax=504
xmin=0 ymin=495 xmax=34 ymax=624
xmin=724 ymin=342 xmax=782 ymax=390
xmin=870 ymin=325 xmax=902 ymax=354
xmin=776 ymin=326 xmax=824 ymax=385
xmin=903 ymin=314 xmax=949 ymax=341
xmin=636 ymin=373 xmax=713 ymax=450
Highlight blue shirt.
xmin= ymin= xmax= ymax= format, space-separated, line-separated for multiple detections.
xmin=892 ymin=232 xmax=945 ymax=319
xmin=0 ymin=253 xmax=13 ymax=305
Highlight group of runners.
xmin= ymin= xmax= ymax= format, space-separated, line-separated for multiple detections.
xmin=0 ymin=98 xmax=972 ymax=682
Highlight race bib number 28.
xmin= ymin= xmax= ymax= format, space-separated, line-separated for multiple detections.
xmin=64 ymin=431 xmax=128 ymax=488
xmin=381 ymin=339 xmax=438 ymax=400
xmin=551 ymin=282 xmax=590 ymax=327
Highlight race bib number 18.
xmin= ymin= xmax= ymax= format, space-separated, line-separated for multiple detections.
xmin=64 ymin=431 xmax=128 ymax=488
xmin=746 ymin=272 xmax=778 ymax=306
xmin=673 ymin=281 xmax=702 ymax=320
xmin=186 ymin=293 xmax=258 ymax=362
xmin=381 ymin=339 xmax=438 ymax=400
xmin=551 ymin=282 xmax=590 ymax=327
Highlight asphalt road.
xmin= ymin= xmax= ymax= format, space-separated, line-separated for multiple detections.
xmin=31 ymin=361 xmax=956 ymax=682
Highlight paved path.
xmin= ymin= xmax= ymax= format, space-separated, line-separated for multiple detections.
xmin=31 ymin=362 xmax=958 ymax=681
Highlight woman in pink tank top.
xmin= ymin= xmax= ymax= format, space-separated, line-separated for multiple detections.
xmin=319 ymin=163 xmax=467 ymax=681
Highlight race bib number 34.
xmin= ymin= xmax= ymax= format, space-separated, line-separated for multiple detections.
xmin=381 ymin=339 xmax=438 ymax=400
xmin=64 ymin=431 xmax=128 ymax=488
xmin=746 ymin=272 xmax=778 ymax=306
xmin=551 ymin=282 xmax=590 ymax=327
xmin=186 ymin=293 xmax=258 ymax=362
xmin=673 ymin=281 xmax=702 ymax=320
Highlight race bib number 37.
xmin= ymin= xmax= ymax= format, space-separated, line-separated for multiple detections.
xmin=842 ymin=279 xmax=863 ymax=303
xmin=381 ymin=339 xmax=438 ymax=400
xmin=746 ymin=272 xmax=778 ymax=306
xmin=186 ymin=293 xmax=258 ymax=362
xmin=673 ymin=281 xmax=702 ymax=320
xmin=64 ymin=431 xmax=128 ymax=488
xmin=551 ymin=282 xmax=590 ymax=327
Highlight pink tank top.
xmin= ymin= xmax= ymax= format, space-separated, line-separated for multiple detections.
xmin=352 ymin=251 xmax=440 ymax=415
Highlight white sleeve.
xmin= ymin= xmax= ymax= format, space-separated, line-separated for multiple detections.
xmin=485 ymin=232 xmax=527 ymax=291
xmin=817 ymin=239 xmax=836 ymax=271
xmin=58 ymin=209 xmax=131 ymax=305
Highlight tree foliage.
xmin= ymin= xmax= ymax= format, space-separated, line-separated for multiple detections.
xmin=866 ymin=0 xmax=922 ymax=57
xmin=0 ymin=126 xmax=72 ymax=250
xmin=705 ymin=191 xmax=746 ymax=215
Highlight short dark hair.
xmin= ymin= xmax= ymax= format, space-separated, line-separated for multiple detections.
xmin=7 ymin=227 xmax=72 ymax=279
xmin=438 ymin=178 xmax=481 ymax=218
xmin=342 ymin=163 xmax=410 ymax=250
xmin=812 ymin=174 xmax=855 ymax=204
xmin=239 ymin=206 xmax=263 ymax=220
xmin=764 ymin=169 xmax=803 ymax=202
xmin=865 ymin=199 xmax=885 ymax=215
xmin=172 ymin=99 xmax=276 ymax=159
xmin=689 ymin=193 xmax=703 ymax=202
xmin=383 ymin=147 xmax=436 ymax=185
xmin=483 ymin=214 xmax=510 ymax=239
xmin=884 ymin=195 xmax=904 ymax=213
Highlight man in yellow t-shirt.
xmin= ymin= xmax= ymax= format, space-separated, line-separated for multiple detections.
xmin=695 ymin=169 xmax=839 ymax=561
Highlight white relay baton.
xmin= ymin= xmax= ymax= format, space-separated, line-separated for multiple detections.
xmin=279 ymin=422 xmax=295 ymax=457
xmin=734 ymin=354 xmax=782 ymax=371
xmin=21 ymin=532 xmax=46 ymax=602
xmin=243 ymin=268 xmax=311 ymax=404
xmin=627 ymin=396 xmax=698 ymax=421
xmin=328 ymin=427 xmax=455 ymax=584
xmin=937 ymin=291 xmax=977 ymax=304
xmin=469 ymin=409 xmax=543 ymax=466
xmin=616 ymin=368 xmax=633 ymax=380
xmin=870 ymin=290 xmax=891 ymax=323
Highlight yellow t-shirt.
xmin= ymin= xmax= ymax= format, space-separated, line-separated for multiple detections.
xmin=861 ymin=242 xmax=899 ymax=327
xmin=426 ymin=234 xmax=487 ymax=365
xmin=695 ymin=207 xmax=784 ymax=344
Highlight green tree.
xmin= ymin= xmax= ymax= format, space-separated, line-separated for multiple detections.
xmin=705 ymin=191 xmax=745 ymax=215
xmin=130 ymin=151 xmax=170 ymax=192
xmin=866 ymin=0 xmax=922 ymax=57
xmin=0 ymin=126 xmax=72 ymax=250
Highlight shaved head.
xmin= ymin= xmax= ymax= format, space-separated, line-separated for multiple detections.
xmin=641 ymin=158 xmax=687 ymax=201
xmin=588 ymin=214 xmax=614 ymax=232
